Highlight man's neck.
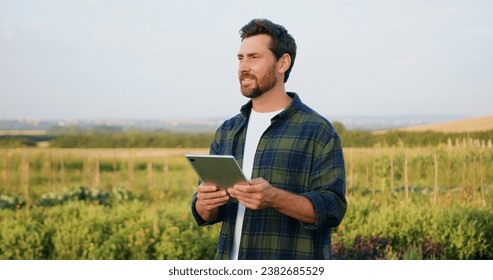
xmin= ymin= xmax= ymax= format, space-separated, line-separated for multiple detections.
xmin=251 ymin=86 xmax=292 ymax=113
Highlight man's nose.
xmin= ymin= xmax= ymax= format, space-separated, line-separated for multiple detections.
xmin=238 ymin=58 xmax=251 ymax=72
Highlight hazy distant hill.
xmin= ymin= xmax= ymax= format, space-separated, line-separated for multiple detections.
xmin=0 ymin=114 xmax=470 ymax=133
xmin=0 ymin=118 xmax=223 ymax=133
xmin=395 ymin=115 xmax=493 ymax=133
xmin=329 ymin=114 xmax=466 ymax=131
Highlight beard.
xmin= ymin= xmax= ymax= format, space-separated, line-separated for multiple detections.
xmin=240 ymin=67 xmax=277 ymax=99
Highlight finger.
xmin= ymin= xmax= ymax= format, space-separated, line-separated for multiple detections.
xmin=198 ymin=189 xmax=228 ymax=200
xmin=236 ymin=197 xmax=261 ymax=210
xmin=228 ymin=188 xmax=258 ymax=203
xmin=233 ymin=183 xmax=257 ymax=193
xmin=199 ymin=195 xmax=229 ymax=207
xmin=198 ymin=198 xmax=229 ymax=211
xmin=228 ymin=187 xmax=243 ymax=199
xmin=228 ymin=187 xmax=245 ymax=198
xmin=197 ymin=192 xmax=229 ymax=209
xmin=198 ymin=184 xmax=219 ymax=193
xmin=248 ymin=177 xmax=265 ymax=185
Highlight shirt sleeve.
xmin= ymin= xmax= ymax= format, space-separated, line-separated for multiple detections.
xmin=301 ymin=132 xmax=347 ymax=230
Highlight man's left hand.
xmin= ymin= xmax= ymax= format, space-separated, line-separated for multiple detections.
xmin=227 ymin=177 xmax=280 ymax=210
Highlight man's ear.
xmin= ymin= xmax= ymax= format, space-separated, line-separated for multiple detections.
xmin=278 ymin=53 xmax=291 ymax=74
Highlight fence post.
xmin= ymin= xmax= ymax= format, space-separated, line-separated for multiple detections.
xmin=390 ymin=151 xmax=394 ymax=195
xmin=21 ymin=151 xmax=30 ymax=212
xmin=112 ymin=155 xmax=118 ymax=188
xmin=94 ymin=154 xmax=100 ymax=189
xmin=83 ymin=156 xmax=90 ymax=187
xmin=372 ymin=153 xmax=376 ymax=199
xmin=473 ymin=154 xmax=477 ymax=201
xmin=446 ymin=139 xmax=453 ymax=196
xmin=163 ymin=155 xmax=170 ymax=192
xmin=365 ymin=158 xmax=369 ymax=195
xmin=147 ymin=161 xmax=153 ymax=192
xmin=59 ymin=152 xmax=65 ymax=189
xmin=480 ymin=150 xmax=486 ymax=206
xmin=404 ymin=151 xmax=409 ymax=201
xmin=2 ymin=151 xmax=9 ymax=192
xmin=45 ymin=152 xmax=54 ymax=192
xmin=462 ymin=152 xmax=467 ymax=198
xmin=347 ymin=149 xmax=353 ymax=197
xmin=127 ymin=151 xmax=135 ymax=190
xmin=433 ymin=152 xmax=438 ymax=205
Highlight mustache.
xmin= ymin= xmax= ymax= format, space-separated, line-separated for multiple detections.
xmin=239 ymin=72 xmax=257 ymax=80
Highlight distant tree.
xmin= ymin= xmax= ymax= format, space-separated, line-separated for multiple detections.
xmin=333 ymin=121 xmax=346 ymax=134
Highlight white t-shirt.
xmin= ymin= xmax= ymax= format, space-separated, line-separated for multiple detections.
xmin=230 ymin=108 xmax=283 ymax=260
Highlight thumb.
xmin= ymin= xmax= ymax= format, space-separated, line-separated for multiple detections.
xmin=248 ymin=177 xmax=265 ymax=185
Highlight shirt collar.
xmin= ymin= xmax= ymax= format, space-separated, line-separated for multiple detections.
xmin=240 ymin=92 xmax=302 ymax=124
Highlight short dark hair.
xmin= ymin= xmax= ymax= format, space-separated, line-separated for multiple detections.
xmin=240 ymin=18 xmax=297 ymax=83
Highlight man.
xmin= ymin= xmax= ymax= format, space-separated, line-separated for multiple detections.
xmin=191 ymin=18 xmax=347 ymax=260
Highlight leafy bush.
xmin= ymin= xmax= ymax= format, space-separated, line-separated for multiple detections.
xmin=0 ymin=194 xmax=26 ymax=210
xmin=154 ymin=225 xmax=219 ymax=259
xmin=0 ymin=214 xmax=45 ymax=259
xmin=0 ymin=199 xmax=219 ymax=260
xmin=332 ymin=198 xmax=493 ymax=259
xmin=37 ymin=186 xmax=133 ymax=207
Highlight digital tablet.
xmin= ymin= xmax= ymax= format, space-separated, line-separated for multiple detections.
xmin=185 ymin=154 xmax=248 ymax=190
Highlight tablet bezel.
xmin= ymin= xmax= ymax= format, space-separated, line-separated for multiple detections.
xmin=185 ymin=154 xmax=248 ymax=190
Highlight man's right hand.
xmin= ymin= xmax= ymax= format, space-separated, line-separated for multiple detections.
xmin=195 ymin=184 xmax=230 ymax=222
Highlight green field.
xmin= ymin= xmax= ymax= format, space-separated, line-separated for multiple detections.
xmin=1 ymin=146 xmax=492 ymax=259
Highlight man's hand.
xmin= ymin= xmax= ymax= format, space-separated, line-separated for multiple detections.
xmin=227 ymin=177 xmax=280 ymax=210
xmin=195 ymin=184 xmax=229 ymax=222
xmin=228 ymin=177 xmax=317 ymax=224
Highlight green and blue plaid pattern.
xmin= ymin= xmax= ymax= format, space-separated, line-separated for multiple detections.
xmin=191 ymin=92 xmax=347 ymax=259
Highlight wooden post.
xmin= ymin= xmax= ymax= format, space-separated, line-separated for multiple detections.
xmin=153 ymin=215 xmax=160 ymax=237
xmin=2 ymin=151 xmax=9 ymax=192
xmin=390 ymin=152 xmax=394 ymax=195
xmin=447 ymin=147 xmax=452 ymax=196
xmin=83 ymin=156 xmax=90 ymax=187
xmin=112 ymin=156 xmax=118 ymax=188
xmin=147 ymin=161 xmax=153 ymax=192
xmin=163 ymin=156 xmax=170 ymax=192
xmin=480 ymin=150 xmax=486 ymax=206
xmin=372 ymin=154 xmax=376 ymax=199
xmin=404 ymin=151 xmax=409 ymax=200
xmin=349 ymin=149 xmax=353 ymax=197
xmin=365 ymin=159 xmax=369 ymax=194
xmin=59 ymin=153 xmax=65 ymax=189
xmin=473 ymin=155 xmax=477 ymax=201
xmin=127 ymin=152 xmax=134 ymax=190
xmin=94 ymin=154 xmax=100 ymax=188
xmin=433 ymin=152 xmax=438 ymax=205
xmin=46 ymin=153 xmax=54 ymax=192
xmin=462 ymin=153 xmax=467 ymax=198
xmin=21 ymin=151 xmax=30 ymax=212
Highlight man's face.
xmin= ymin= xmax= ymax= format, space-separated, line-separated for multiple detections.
xmin=237 ymin=34 xmax=278 ymax=98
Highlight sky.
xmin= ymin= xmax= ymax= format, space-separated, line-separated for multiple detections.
xmin=1 ymin=0 xmax=492 ymax=121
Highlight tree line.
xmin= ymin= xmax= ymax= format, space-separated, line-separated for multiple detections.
xmin=1 ymin=122 xmax=492 ymax=148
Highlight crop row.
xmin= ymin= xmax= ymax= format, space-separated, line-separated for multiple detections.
xmin=1 ymin=195 xmax=491 ymax=260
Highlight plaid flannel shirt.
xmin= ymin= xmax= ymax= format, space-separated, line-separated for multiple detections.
xmin=191 ymin=92 xmax=347 ymax=259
